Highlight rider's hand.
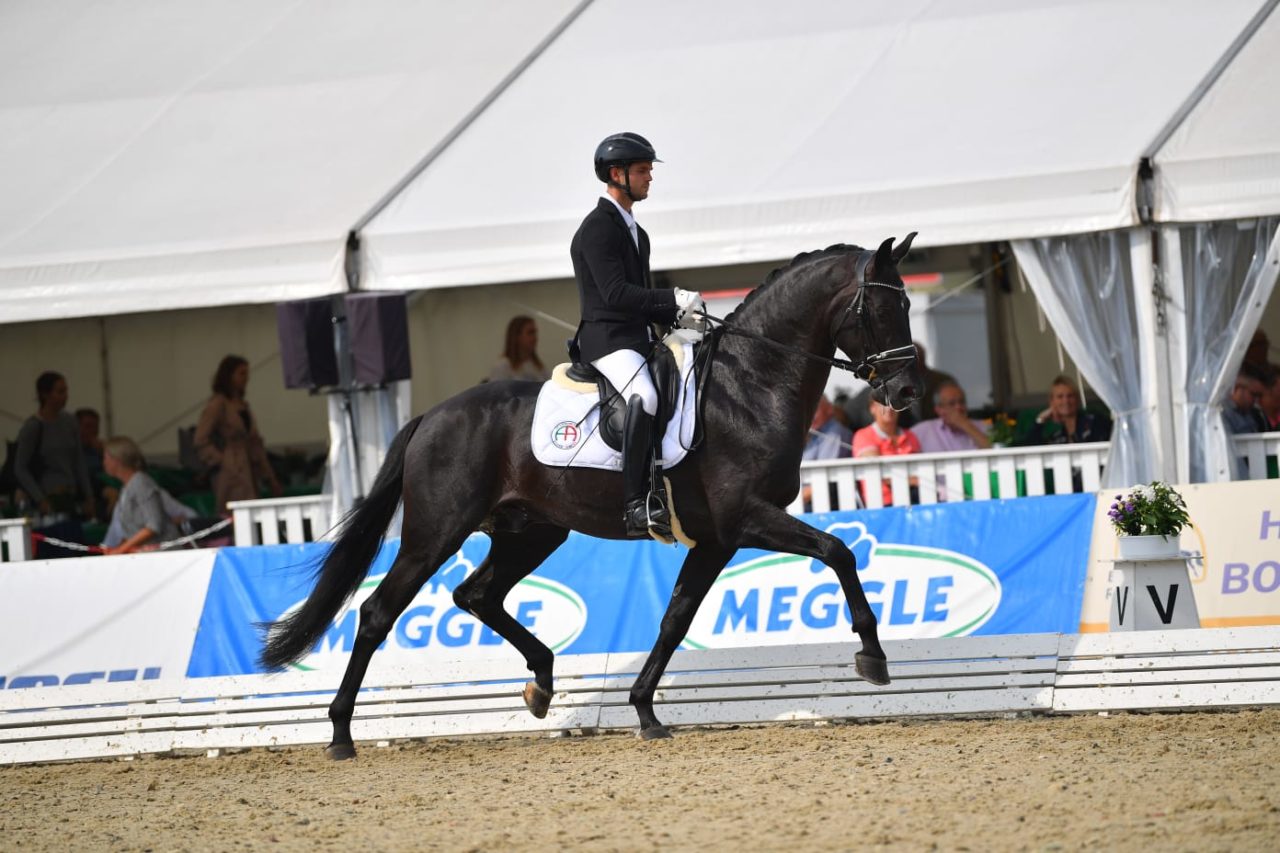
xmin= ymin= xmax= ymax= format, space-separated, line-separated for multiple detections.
xmin=673 ymin=288 xmax=705 ymax=329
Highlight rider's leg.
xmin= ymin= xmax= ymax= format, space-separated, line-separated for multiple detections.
xmin=591 ymin=348 xmax=669 ymax=537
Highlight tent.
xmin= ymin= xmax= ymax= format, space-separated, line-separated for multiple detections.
xmin=3 ymin=0 xmax=1278 ymax=496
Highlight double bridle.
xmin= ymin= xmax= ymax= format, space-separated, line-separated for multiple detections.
xmin=697 ymin=251 xmax=917 ymax=390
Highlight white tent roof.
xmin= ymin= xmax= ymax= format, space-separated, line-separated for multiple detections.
xmin=361 ymin=0 xmax=1265 ymax=291
xmin=0 ymin=0 xmax=582 ymax=324
xmin=1154 ymin=4 xmax=1280 ymax=222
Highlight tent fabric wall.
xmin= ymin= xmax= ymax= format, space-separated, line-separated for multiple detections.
xmin=0 ymin=0 xmax=583 ymax=324
xmin=360 ymin=0 xmax=1263 ymax=292
xmin=1153 ymin=4 xmax=1280 ymax=223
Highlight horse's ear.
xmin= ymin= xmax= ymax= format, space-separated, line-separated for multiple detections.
xmin=875 ymin=237 xmax=895 ymax=262
xmin=892 ymin=231 xmax=917 ymax=264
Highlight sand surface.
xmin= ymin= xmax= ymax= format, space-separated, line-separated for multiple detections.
xmin=4 ymin=709 xmax=1279 ymax=852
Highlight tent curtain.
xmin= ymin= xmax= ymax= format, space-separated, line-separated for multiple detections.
xmin=1171 ymin=216 xmax=1280 ymax=482
xmin=1011 ymin=231 xmax=1150 ymax=488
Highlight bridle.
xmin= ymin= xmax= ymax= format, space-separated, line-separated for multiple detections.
xmin=696 ymin=251 xmax=916 ymax=390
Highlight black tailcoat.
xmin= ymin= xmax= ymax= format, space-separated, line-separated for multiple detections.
xmin=570 ymin=198 xmax=677 ymax=363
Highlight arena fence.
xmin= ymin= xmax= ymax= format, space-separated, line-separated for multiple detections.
xmin=1 ymin=626 xmax=1276 ymax=766
xmin=2 ymin=433 xmax=1277 ymax=561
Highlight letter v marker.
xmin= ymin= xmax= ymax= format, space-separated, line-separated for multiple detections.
xmin=1147 ymin=584 xmax=1179 ymax=624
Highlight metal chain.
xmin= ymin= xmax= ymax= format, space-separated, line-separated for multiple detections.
xmin=30 ymin=517 xmax=233 ymax=555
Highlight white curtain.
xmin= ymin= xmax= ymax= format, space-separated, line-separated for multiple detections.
xmin=1166 ymin=217 xmax=1280 ymax=482
xmin=1011 ymin=231 xmax=1151 ymax=488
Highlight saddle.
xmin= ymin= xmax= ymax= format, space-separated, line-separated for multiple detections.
xmin=564 ymin=346 xmax=681 ymax=453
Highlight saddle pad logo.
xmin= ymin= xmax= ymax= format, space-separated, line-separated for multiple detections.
xmin=551 ymin=421 xmax=582 ymax=450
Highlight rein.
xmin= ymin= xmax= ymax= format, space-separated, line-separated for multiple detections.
xmin=694 ymin=307 xmax=913 ymax=384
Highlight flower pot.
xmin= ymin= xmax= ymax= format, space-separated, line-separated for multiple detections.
xmin=1116 ymin=534 xmax=1180 ymax=561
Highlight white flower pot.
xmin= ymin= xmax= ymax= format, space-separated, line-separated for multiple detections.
xmin=1116 ymin=534 xmax=1180 ymax=561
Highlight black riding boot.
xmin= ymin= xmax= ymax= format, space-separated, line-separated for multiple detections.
xmin=622 ymin=395 xmax=672 ymax=539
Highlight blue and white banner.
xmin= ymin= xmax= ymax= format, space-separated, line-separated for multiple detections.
xmin=187 ymin=495 xmax=1094 ymax=678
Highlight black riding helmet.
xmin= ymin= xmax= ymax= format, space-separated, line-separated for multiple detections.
xmin=594 ymin=132 xmax=661 ymax=199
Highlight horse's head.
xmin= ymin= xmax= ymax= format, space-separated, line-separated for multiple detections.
xmin=830 ymin=233 xmax=922 ymax=411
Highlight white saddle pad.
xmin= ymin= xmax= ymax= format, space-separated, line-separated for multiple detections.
xmin=532 ymin=339 xmax=697 ymax=471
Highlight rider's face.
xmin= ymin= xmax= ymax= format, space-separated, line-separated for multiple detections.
xmin=612 ymin=161 xmax=653 ymax=201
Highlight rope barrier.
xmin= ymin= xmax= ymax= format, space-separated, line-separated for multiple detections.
xmin=29 ymin=517 xmax=233 ymax=555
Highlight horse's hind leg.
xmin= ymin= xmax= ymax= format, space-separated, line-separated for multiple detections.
xmin=738 ymin=501 xmax=890 ymax=684
xmin=453 ymin=525 xmax=569 ymax=719
xmin=629 ymin=543 xmax=736 ymax=739
xmin=326 ymin=529 xmax=475 ymax=760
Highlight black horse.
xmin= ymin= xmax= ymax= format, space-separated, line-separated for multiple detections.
xmin=262 ymin=234 xmax=922 ymax=758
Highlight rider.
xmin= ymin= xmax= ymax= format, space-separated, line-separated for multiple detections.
xmin=569 ymin=132 xmax=703 ymax=539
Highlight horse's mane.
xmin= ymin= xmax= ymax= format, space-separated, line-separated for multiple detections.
xmin=724 ymin=244 xmax=867 ymax=324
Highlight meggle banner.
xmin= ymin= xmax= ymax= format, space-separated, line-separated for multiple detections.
xmin=0 ymin=551 xmax=215 ymax=689
xmin=188 ymin=494 xmax=1094 ymax=677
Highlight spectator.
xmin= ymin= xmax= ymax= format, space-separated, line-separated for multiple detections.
xmin=853 ymin=398 xmax=921 ymax=504
xmin=100 ymin=437 xmax=182 ymax=555
xmin=1259 ymin=365 xmax=1280 ymax=431
xmin=912 ymin=380 xmax=992 ymax=454
xmin=1223 ymin=362 xmax=1269 ymax=435
xmin=14 ymin=371 xmax=94 ymax=519
xmin=1020 ymin=375 xmax=1112 ymax=445
xmin=1243 ymin=329 xmax=1272 ymax=370
xmin=901 ymin=341 xmax=957 ymax=428
xmin=804 ymin=396 xmax=853 ymax=460
xmin=834 ymin=382 xmax=875 ymax=433
xmin=195 ymin=355 xmax=282 ymax=513
xmin=76 ymin=407 xmax=114 ymax=518
xmin=488 ymin=316 xmax=550 ymax=382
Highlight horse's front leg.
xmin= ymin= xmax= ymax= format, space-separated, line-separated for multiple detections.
xmin=629 ymin=543 xmax=736 ymax=739
xmin=738 ymin=500 xmax=890 ymax=685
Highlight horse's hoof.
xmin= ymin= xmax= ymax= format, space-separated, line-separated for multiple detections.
xmin=637 ymin=725 xmax=672 ymax=741
xmin=523 ymin=681 xmax=552 ymax=719
xmin=325 ymin=742 xmax=357 ymax=761
xmin=856 ymin=652 xmax=891 ymax=685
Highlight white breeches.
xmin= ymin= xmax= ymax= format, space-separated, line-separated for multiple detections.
xmin=592 ymin=348 xmax=658 ymax=416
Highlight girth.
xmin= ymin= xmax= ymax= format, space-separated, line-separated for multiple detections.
xmin=566 ymin=346 xmax=680 ymax=453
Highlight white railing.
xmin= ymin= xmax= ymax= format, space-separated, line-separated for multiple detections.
xmin=0 ymin=518 xmax=31 ymax=562
xmin=1235 ymin=431 xmax=1280 ymax=480
xmin=3 ymin=433 xmax=1277 ymax=560
xmin=227 ymin=494 xmax=332 ymax=547
xmin=788 ymin=442 xmax=1109 ymax=514
xmin=3 ymin=627 xmax=1276 ymax=765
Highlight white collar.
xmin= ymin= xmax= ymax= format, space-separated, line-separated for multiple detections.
xmin=602 ymin=194 xmax=636 ymax=229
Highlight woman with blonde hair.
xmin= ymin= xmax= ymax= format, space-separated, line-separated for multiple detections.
xmin=195 ymin=355 xmax=282 ymax=512
xmin=488 ymin=316 xmax=549 ymax=382
xmin=101 ymin=436 xmax=182 ymax=555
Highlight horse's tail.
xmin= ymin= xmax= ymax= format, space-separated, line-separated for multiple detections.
xmin=259 ymin=415 xmax=423 ymax=670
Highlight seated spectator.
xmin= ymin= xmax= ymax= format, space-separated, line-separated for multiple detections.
xmin=853 ymin=398 xmax=921 ymax=504
xmin=489 ymin=316 xmax=550 ymax=382
xmin=15 ymin=371 xmax=94 ymax=520
xmin=1020 ymin=375 xmax=1111 ymax=445
xmin=901 ymin=341 xmax=957 ymax=428
xmin=1243 ymin=329 xmax=1272 ymax=370
xmin=100 ymin=437 xmax=184 ymax=555
xmin=912 ymin=380 xmax=992 ymax=454
xmin=834 ymin=382 xmax=875 ymax=433
xmin=1223 ymin=363 xmax=1270 ymax=435
xmin=804 ymin=396 xmax=853 ymax=460
xmin=1259 ymin=365 xmax=1280 ymax=431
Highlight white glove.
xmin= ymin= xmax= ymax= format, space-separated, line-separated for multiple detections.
xmin=673 ymin=288 xmax=705 ymax=329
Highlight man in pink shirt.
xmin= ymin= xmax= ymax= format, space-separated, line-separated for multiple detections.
xmin=912 ymin=380 xmax=992 ymax=453
xmin=852 ymin=398 xmax=921 ymax=505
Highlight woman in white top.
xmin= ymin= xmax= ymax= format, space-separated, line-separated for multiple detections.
xmin=488 ymin=315 xmax=550 ymax=382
